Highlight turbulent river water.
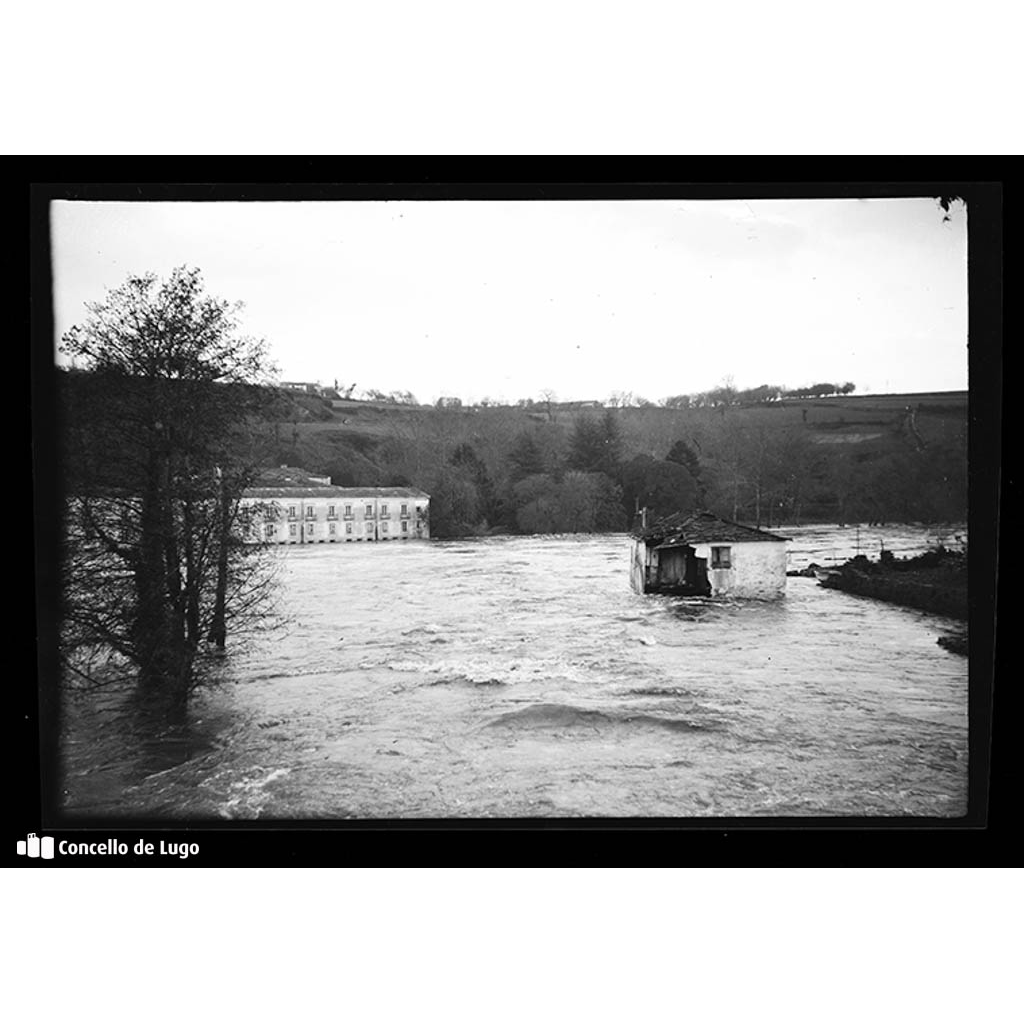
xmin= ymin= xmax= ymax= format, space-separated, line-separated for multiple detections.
xmin=60 ymin=524 xmax=968 ymax=819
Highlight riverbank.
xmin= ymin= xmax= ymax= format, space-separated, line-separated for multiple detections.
xmin=816 ymin=546 xmax=968 ymax=623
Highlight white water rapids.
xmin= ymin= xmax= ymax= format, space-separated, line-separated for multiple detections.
xmin=60 ymin=524 xmax=968 ymax=818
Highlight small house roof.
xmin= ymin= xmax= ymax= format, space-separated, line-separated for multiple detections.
xmin=636 ymin=509 xmax=788 ymax=545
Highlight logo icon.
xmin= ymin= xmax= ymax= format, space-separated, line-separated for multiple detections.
xmin=16 ymin=833 xmax=54 ymax=859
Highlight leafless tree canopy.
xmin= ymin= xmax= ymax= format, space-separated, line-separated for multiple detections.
xmin=59 ymin=267 xmax=280 ymax=706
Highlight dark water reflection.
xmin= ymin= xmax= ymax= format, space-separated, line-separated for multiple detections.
xmin=60 ymin=526 xmax=968 ymax=819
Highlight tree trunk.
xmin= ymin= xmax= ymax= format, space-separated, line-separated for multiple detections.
xmin=183 ymin=498 xmax=201 ymax=648
xmin=133 ymin=450 xmax=190 ymax=704
xmin=208 ymin=480 xmax=230 ymax=650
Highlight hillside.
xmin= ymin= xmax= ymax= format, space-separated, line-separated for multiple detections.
xmin=57 ymin=369 xmax=966 ymax=537
xmin=263 ymin=388 xmax=967 ymax=535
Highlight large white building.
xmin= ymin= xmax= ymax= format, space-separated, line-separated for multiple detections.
xmin=240 ymin=485 xmax=430 ymax=544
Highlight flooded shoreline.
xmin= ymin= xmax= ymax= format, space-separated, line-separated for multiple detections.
xmin=59 ymin=525 xmax=969 ymax=820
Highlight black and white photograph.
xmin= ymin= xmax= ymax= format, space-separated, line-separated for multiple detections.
xmin=33 ymin=182 xmax=995 ymax=830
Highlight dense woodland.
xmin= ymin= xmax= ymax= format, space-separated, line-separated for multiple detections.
xmin=60 ymin=371 xmax=967 ymax=540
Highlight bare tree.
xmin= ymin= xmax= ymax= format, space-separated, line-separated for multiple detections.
xmin=539 ymin=388 xmax=557 ymax=421
xmin=59 ymin=267 xmax=279 ymax=709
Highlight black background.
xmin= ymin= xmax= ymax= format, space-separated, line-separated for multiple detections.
xmin=16 ymin=169 xmax=1008 ymax=868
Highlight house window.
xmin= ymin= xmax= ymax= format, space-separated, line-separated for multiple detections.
xmin=329 ymin=522 xmax=336 ymax=535
xmin=344 ymin=504 xmax=352 ymax=517
xmin=711 ymin=546 xmax=732 ymax=569
xmin=345 ymin=523 xmax=352 ymax=534
xmin=401 ymin=503 xmax=409 ymax=517
xmin=265 ymin=524 xmax=276 ymax=539
xmin=365 ymin=504 xmax=374 ymax=517
xmin=328 ymin=505 xmax=336 ymax=518
xmin=306 ymin=523 xmax=315 ymax=535
xmin=381 ymin=521 xmax=388 ymax=533
xmin=306 ymin=506 xmax=316 ymax=519
xmin=381 ymin=503 xmax=388 ymax=516
xmin=288 ymin=505 xmax=297 ymax=519
xmin=401 ymin=520 xmax=408 ymax=533
xmin=289 ymin=523 xmax=297 ymax=536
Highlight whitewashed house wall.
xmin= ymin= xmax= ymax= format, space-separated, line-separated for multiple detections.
xmin=689 ymin=541 xmax=787 ymax=599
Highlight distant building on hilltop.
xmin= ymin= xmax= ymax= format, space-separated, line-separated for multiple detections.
xmin=552 ymin=399 xmax=604 ymax=411
xmin=630 ymin=510 xmax=787 ymax=599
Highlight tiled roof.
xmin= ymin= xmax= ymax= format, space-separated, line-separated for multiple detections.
xmin=243 ymin=486 xmax=429 ymax=499
xmin=255 ymin=466 xmax=331 ymax=486
xmin=637 ymin=510 xmax=788 ymax=544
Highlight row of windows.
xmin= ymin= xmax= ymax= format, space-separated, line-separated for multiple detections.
xmin=283 ymin=502 xmax=424 ymax=520
xmin=268 ymin=520 xmax=413 ymax=538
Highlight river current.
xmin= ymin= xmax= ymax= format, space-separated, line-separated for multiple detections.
xmin=59 ymin=524 xmax=968 ymax=819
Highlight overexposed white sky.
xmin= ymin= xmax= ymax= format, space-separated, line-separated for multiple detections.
xmin=51 ymin=197 xmax=968 ymax=403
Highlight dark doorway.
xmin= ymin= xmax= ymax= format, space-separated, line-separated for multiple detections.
xmin=654 ymin=544 xmax=711 ymax=596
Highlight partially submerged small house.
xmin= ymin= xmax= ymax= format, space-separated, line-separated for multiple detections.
xmin=630 ymin=510 xmax=788 ymax=600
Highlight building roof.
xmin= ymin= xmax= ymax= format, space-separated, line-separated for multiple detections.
xmin=243 ymin=486 xmax=429 ymax=500
xmin=636 ymin=509 xmax=788 ymax=545
xmin=255 ymin=466 xmax=331 ymax=486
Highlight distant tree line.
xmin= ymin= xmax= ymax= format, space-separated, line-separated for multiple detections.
xmin=304 ymin=379 xmax=857 ymax=416
xmin=661 ymin=381 xmax=856 ymax=409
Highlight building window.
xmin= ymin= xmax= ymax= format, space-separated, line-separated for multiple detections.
xmin=345 ymin=523 xmax=352 ymax=534
xmin=365 ymin=504 xmax=373 ymax=517
xmin=381 ymin=503 xmax=388 ymax=516
xmin=306 ymin=506 xmax=315 ymax=519
xmin=328 ymin=505 xmax=336 ymax=518
xmin=265 ymin=524 xmax=276 ymax=539
xmin=344 ymin=504 xmax=352 ymax=517
xmin=401 ymin=503 xmax=409 ymax=516
xmin=306 ymin=523 xmax=314 ymax=535
xmin=288 ymin=506 xmax=297 ymax=519
xmin=381 ymin=521 xmax=388 ymax=533
xmin=401 ymin=521 xmax=408 ymax=533
xmin=711 ymin=546 xmax=732 ymax=569
xmin=329 ymin=522 xmax=336 ymax=535
xmin=289 ymin=523 xmax=297 ymax=536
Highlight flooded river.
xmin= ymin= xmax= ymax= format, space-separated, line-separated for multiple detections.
xmin=60 ymin=525 xmax=968 ymax=819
